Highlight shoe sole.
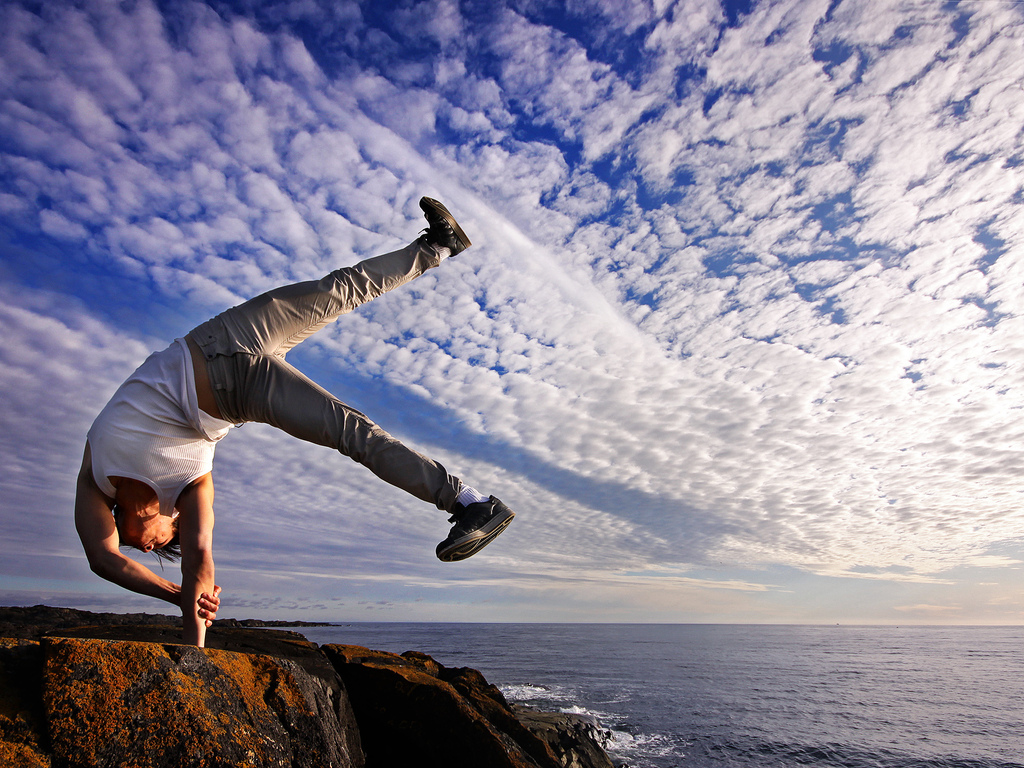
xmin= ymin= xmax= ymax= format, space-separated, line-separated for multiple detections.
xmin=420 ymin=196 xmax=472 ymax=252
xmin=436 ymin=508 xmax=514 ymax=562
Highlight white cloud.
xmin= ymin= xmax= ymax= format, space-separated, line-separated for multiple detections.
xmin=3 ymin=0 xmax=1024 ymax=622
xmin=0 ymin=285 xmax=154 ymax=562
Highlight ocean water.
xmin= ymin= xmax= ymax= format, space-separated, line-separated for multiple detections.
xmin=292 ymin=623 xmax=1024 ymax=768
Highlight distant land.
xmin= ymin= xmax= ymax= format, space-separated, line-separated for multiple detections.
xmin=0 ymin=605 xmax=334 ymax=638
xmin=213 ymin=617 xmax=336 ymax=628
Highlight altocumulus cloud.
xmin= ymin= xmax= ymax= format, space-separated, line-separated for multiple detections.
xmin=1 ymin=0 xmax=1023 ymax=623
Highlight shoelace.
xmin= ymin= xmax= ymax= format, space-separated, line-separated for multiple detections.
xmin=420 ymin=221 xmax=455 ymax=240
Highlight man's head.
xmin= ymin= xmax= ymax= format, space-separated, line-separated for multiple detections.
xmin=113 ymin=478 xmax=181 ymax=561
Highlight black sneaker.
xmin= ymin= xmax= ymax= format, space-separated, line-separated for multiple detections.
xmin=420 ymin=196 xmax=472 ymax=256
xmin=436 ymin=496 xmax=515 ymax=562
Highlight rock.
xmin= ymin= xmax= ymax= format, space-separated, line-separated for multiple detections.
xmin=43 ymin=637 xmax=361 ymax=768
xmin=0 ymin=638 xmax=49 ymax=768
xmin=47 ymin=622 xmax=344 ymax=694
xmin=513 ymin=706 xmax=616 ymax=768
xmin=324 ymin=644 xmax=611 ymax=768
xmin=0 ymin=607 xmax=617 ymax=768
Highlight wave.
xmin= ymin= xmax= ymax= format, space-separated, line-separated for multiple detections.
xmin=503 ymin=690 xmax=678 ymax=767
xmin=500 ymin=682 xmax=570 ymax=702
xmin=605 ymin=728 xmax=680 ymax=765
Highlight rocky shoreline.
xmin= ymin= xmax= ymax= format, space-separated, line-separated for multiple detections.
xmin=0 ymin=606 xmax=619 ymax=768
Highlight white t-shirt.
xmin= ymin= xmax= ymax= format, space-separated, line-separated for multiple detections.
xmin=87 ymin=338 xmax=232 ymax=515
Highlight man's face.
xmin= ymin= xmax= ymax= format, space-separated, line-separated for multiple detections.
xmin=115 ymin=480 xmax=176 ymax=552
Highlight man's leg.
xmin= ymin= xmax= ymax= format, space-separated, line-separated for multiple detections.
xmin=192 ymin=198 xmax=513 ymax=557
xmin=209 ymin=350 xmax=514 ymax=559
xmin=218 ymin=352 xmax=462 ymax=511
xmin=191 ymin=239 xmax=444 ymax=360
xmin=191 ymin=197 xmax=472 ymax=360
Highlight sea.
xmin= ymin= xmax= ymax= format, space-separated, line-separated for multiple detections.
xmin=290 ymin=623 xmax=1024 ymax=768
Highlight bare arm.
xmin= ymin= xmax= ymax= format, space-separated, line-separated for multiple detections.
xmin=176 ymin=473 xmax=216 ymax=647
xmin=74 ymin=444 xmax=182 ymax=606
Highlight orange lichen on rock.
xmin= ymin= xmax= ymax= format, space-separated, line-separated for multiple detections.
xmin=0 ymin=741 xmax=50 ymax=768
xmin=42 ymin=637 xmax=360 ymax=768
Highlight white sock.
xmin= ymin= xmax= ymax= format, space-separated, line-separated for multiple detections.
xmin=456 ymin=485 xmax=490 ymax=507
xmin=434 ymin=245 xmax=451 ymax=260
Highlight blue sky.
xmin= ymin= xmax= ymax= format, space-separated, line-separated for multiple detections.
xmin=2 ymin=0 xmax=1023 ymax=624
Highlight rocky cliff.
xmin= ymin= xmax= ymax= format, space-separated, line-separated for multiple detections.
xmin=0 ymin=606 xmax=616 ymax=768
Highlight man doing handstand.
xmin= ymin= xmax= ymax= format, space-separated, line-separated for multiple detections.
xmin=75 ymin=198 xmax=515 ymax=646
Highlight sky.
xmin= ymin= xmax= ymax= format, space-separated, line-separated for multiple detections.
xmin=1 ymin=0 xmax=1023 ymax=625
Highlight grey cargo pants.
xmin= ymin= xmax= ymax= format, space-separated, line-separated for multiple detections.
xmin=187 ymin=239 xmax=461 ymax=512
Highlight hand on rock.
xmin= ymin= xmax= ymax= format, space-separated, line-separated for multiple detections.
xmin=197 ymin=585 xmax=222 ymax=627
